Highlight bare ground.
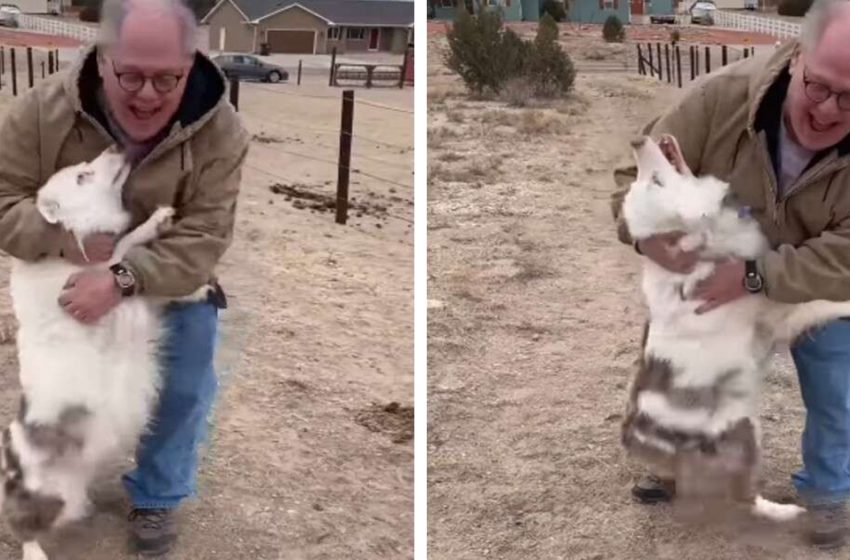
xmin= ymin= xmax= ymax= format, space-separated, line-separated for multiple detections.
xmin=427 ymin=34 xmax=838 ymax=560
xmin=0 ymin=70 xmax=413 ymax=559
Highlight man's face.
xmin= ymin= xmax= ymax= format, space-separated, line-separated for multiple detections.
xmin=786 ymin=15 xmax=850 ymax=151
xmin=97 ymin=8 xmax=193 ymax=142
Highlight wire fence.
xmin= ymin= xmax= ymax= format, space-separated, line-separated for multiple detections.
xmin=233 ymin=80 xmax=413 ymax=227
xmin=635 ymin=42 xmax=760 ymax=88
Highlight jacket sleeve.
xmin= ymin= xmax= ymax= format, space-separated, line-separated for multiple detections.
xmin=0 ymin=91 xmax=65 ymax=260
xmin=122 ymin=125 xmax=250 ymax=298
xmin=609 ymin=79 xmax=714 ymax=245
xmin=758 ymin=218 xmax=850 ymax=304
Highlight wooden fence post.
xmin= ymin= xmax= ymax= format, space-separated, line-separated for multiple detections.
xmin=636 ymin=44 xmax=645 ymax=75
xmin=705 ymin=46 xmax=710 ymax=74
xmin=41 ymin=60 xmax=44 ymax=79
xmin=722 ymin=44 xmax=728 ymax=66
xmin=228 ymin=77 xmax=239 ymax=111
xmin=665 ymin=43 xmax=671 ymax=84
xmin=329 ymin=46 xmax=337 ymax=87
xmin=26 ymin=47 xmax=33 ymax=89
xmin=743 ymin=48 xmax=749 ymax=59
xmin=399 ymin=46 xmax=409 ymax=89
xmin=647 ymin=43 xmax=655 ymax=78
xmin=656 ymin=42 xmax=662 ymax=81
xmin=11 ymin=48 xmax=17 ymax=96
xmin=336 ymin=89 xmax=354 ymax=225
xmin=297 ymin=59 xmax=302 ymax=85
xmin=48 ymin=50 xmax=54 ymax=74
xmin=689 ymin=46 xmax=695 ymax=81
xmin=676 ymin=45 xmax=682 ymax=88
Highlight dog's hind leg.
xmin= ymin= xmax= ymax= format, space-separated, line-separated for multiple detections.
xmin=22 ymin=540 xmax=48 ymax=560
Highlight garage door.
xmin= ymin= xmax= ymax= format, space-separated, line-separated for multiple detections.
xmin=267 ymin=30 xmax=316 ymax=54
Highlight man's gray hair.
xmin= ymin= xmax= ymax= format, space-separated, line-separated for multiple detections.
xmin=98 ymin=0 xmax=198 ymax=57
xmin=800 ymin=0 xmax=850 ymax=52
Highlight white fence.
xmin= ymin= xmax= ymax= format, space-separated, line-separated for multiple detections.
xmin=712 ymin=10 xmax=802 ymax=39
xmin=16 ymin=14 xmax=98 ymax=42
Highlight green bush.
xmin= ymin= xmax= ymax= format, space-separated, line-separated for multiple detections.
xmin=446 ymin=7 xmax=575 ymax=99
xmin=777 ymin=0 xmax=812 ymax=16
xmin=527 ymin=15 xmax=575 ymax=97
xmin=602 ymin=14 xmax=625 ymax=42
xmin=670 ymin=29 xmax=681 ymax=43
xmin=540 ymin=0 xmax=568 ymax=21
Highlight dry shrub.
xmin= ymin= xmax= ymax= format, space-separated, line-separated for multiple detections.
xmin=517 ymin=111 xmax=570 ymax=135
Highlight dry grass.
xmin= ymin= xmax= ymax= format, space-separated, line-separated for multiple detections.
xmin=429 ymin=156 xmax=503 ymax=185
xmin=517 ymin=111 xmax=570 ymax=135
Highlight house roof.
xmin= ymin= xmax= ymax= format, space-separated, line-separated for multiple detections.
xmin=208 ymin=0 xmax=414 ymax=26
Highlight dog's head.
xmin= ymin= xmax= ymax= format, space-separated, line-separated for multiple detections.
xmin=622 ymin=135 xmax=731 ymax=240
xmin=35 ymin=144 xmax=131 ymax=234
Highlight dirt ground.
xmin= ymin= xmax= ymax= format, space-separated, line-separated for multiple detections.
xmin=427 ymin=31 xmax=840 ymax=560
xmin=0 ymin=66 xmax=413 ymax=558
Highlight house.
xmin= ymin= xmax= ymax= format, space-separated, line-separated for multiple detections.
xmin=429 ymin=0 xmax=540 ymax=21
xmin=568 ymin=0 xmax=629 ymax=22
xmin=201 ymin=0 xmax=413 ymax=55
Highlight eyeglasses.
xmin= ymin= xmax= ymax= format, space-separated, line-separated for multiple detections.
xmin=111 ymin=60 xmax=184 ymax=94
xmin=802 ymin=68 xmax=850 ymax=111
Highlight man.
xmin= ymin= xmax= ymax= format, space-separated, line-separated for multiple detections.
xmin=0 ymin=0 xmax=249 ymax=555
xmin=610 ymin=0 xmax=850 ymax=549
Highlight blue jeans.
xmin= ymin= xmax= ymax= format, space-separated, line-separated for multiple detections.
xmin=791 ymin=319 xmax=850 ymax=506
xmin=121 ymin=299 xmax=219 ymax=510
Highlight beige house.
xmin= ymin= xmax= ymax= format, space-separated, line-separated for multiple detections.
xmin=201 ymin=0 xmax=413 ymax=55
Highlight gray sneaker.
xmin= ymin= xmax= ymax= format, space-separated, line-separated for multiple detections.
xmin=128 ymin=508 xmax=177 ymax=556
xmin=808 ymin=502 xmax=849 ymax=550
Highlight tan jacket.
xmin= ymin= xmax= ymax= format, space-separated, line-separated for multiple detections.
xmin=0 ymin=45 xmax=250 ymax=298
xmin=611 ymin=40 xmax=850 ymax=304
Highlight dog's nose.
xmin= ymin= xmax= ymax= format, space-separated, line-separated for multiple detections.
xmin=630 ymin=137 xmax=648 ymax=149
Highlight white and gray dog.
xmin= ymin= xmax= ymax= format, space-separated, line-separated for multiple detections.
xmin=0 ymin=146 xmax=207 ymax=560
xmin=620 ymin=134 xmax=850 ymax=523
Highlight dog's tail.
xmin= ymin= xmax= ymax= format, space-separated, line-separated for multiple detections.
xmin=751 ymin=495 xmax=805 ymax=522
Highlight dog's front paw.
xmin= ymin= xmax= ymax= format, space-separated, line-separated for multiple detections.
xmin=22 ymin=541 xmax=49 ymax=560
xmin=152 ymin=207 xmax=176 ymax=234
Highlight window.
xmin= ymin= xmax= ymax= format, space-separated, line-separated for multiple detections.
xmin=347 ymin=27 xmax=366 ymax=40
xmin=328 ymin=26 xmax=341 ymax=40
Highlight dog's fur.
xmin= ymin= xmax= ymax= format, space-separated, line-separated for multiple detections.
xmin=620 ymin=135 xmax=850 ymax=523
xmin=0 ymin=146 xmax=208 ymax=560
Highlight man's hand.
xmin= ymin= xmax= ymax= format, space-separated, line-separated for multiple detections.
xmin=691 ymin=259 xmax=748 ymax=314
xmin=58 ymin=269 xmax=121 ymax=324
xmin=61 ymin=232 xmax=117 ymax=266
xmin=636 ymin=232 xmax=701 ymax=274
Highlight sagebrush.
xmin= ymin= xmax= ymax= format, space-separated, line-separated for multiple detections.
xmin=602 ymin=14 xmax=625 ymax=42
xmin=445 ymin=9 xmax=575 ymax=99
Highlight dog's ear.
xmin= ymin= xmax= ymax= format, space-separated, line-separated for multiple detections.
xmin=631 ymin=136 xmax=674 ymax=186
xmin=659 ymin=134 xmax=693 ymax=177
xmin=36 ymin=197 xmax=61 ymax=225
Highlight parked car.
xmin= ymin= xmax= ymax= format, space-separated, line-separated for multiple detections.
xmin=211 ymin=54 xmax=288 ymax=83
xmin=744 ymin=0 xmax=758 ymax=9
xmin=690 ymin=1 xmax=716 ymax=24
xmin=0 ymin=4 xmax=20 ymax=27
xmin=649 ymin=13 xmax=676 ymax=23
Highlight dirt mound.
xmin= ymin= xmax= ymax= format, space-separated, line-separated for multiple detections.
xmin=355 ymin=402 xmax=414 ymax=444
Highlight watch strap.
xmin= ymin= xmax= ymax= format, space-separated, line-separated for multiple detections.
xmin=109 ymin=263 xmax=136 ymax=297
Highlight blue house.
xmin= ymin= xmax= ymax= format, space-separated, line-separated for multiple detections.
xmin=429 ymin=0 xmax=541 ymax=21
xmin=568 ymin=0 xmax=629 ymax=23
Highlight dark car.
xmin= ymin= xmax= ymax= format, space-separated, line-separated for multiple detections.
xmin=212 ymin=54 xmax=288 ymax=83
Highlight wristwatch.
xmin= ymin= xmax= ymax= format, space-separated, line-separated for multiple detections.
xmin=743 ymin=260 xmax=764 ymax=293
xmin=109 ymin=263 xmax=136 ymax=297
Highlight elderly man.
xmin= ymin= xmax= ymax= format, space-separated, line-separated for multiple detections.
xmin=610 ymin=0 xmax=850 ymax=549
xmin=0 ymin=0 xmax=249 ymax=555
